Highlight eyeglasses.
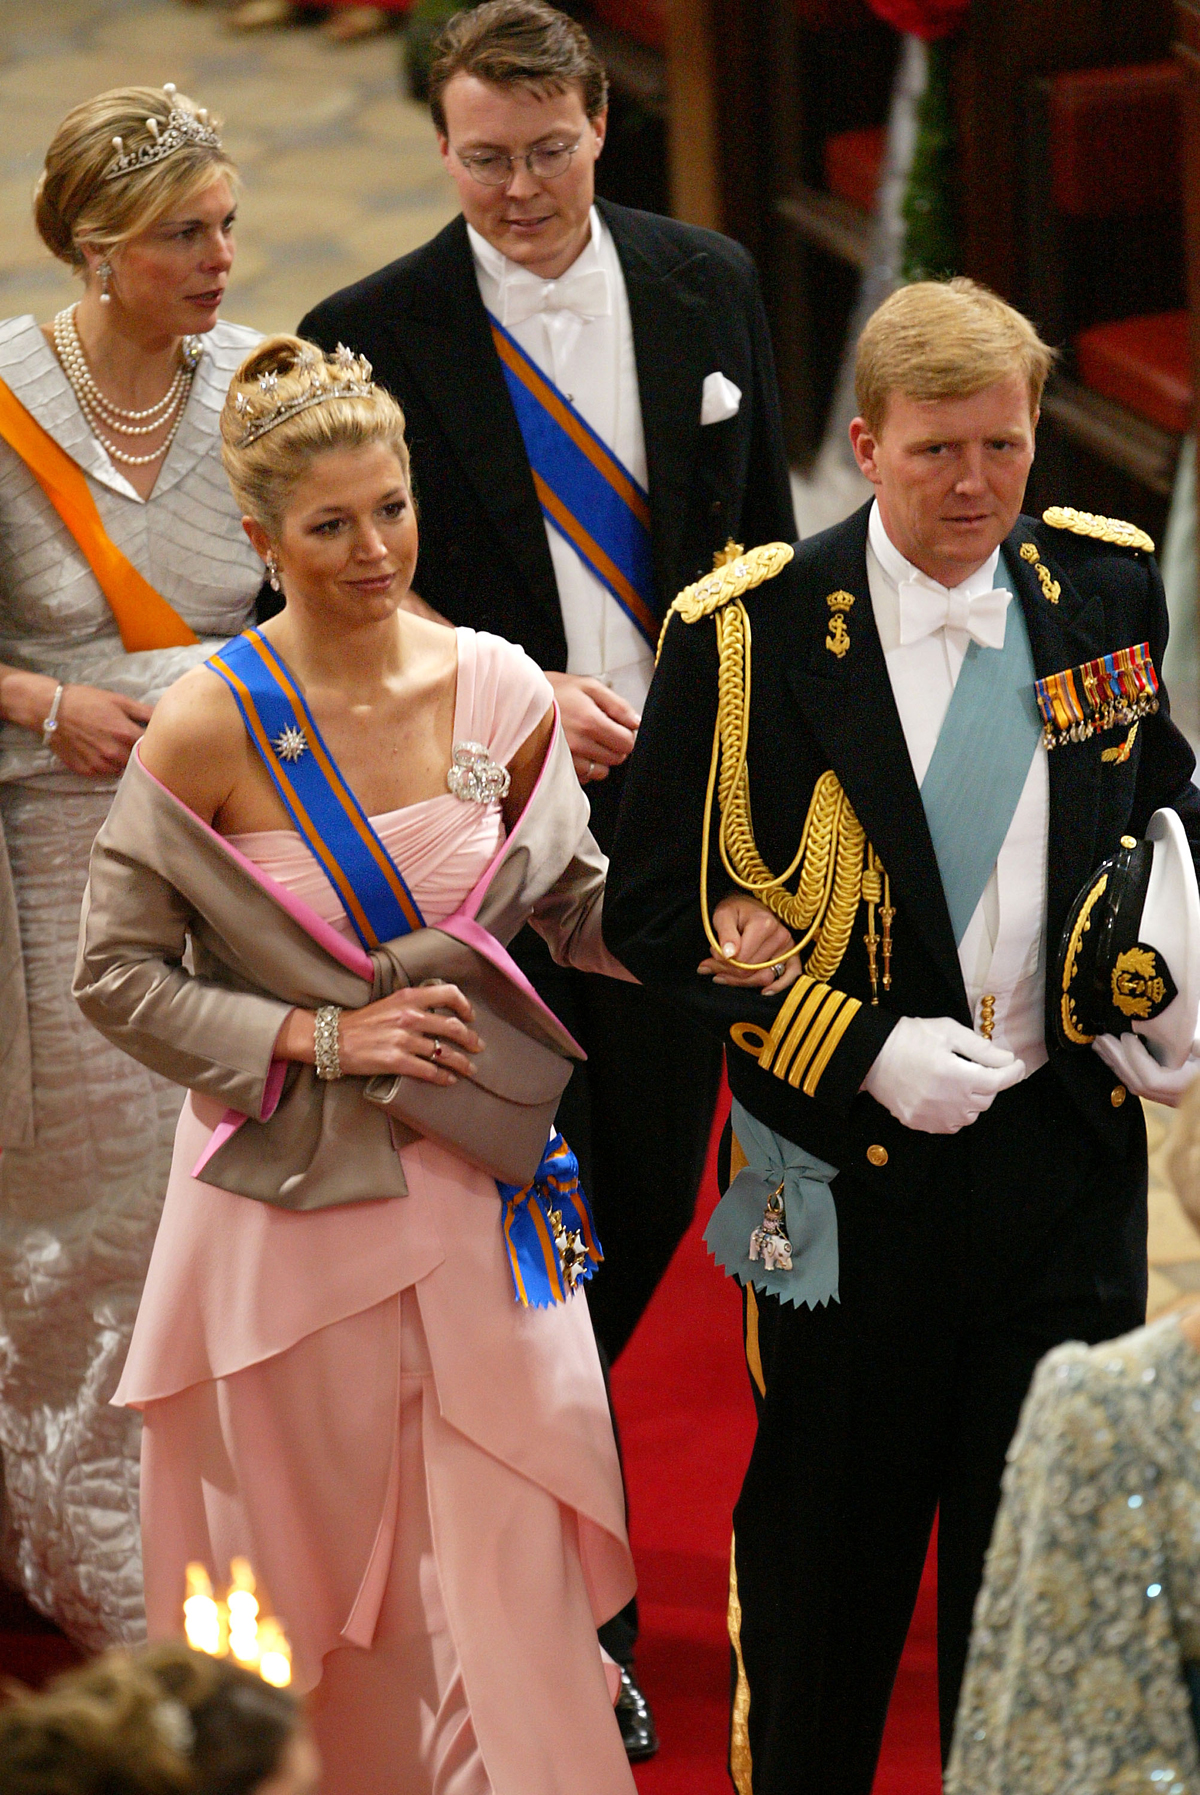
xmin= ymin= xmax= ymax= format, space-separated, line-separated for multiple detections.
xmin=454 ymin=139 xmax=582 ymax=188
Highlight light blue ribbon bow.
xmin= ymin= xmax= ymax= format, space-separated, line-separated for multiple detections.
xmin=703 ymin=1098 xmax=840 ymax=1310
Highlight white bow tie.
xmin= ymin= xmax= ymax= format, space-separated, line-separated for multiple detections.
xmin=500 ymin=265 xmax=611 ymax=328
xmin=897 ymin=573 xmax=1011 ymax=649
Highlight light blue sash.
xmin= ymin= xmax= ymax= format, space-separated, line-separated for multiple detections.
xmin=704 ymin=1098 xmax=839 ymax=1309
xmin=488 ymin=314 xmax=659 ymax=651
xmin=918 ymin=554 xmax=1042 ymax=945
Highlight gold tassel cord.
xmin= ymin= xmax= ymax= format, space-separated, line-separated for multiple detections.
xmin=699 ymin=595 xmax=872 ymax=977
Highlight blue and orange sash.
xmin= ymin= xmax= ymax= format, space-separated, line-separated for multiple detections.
xmin=208 ymin=630 xmax=424 ymax=951
xmin=488 ymin=314 xmax=659 ymax=651
xmin=498 ymin=1129 xmax=602 ymax=1308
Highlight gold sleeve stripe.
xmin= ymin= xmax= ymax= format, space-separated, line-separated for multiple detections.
xmin=772 ymin=984 xmax=832 ymax=1083
xmin=785 ymin=989 xmax=848 ymax=1089
xmin=727 ymin=979 xmax=863 ymax=1097
xmin=802 ymin=996 xmax=861 ymax=1096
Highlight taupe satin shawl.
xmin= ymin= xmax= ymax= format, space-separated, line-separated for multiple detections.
xmin=73 ymin=723 xmax=622 ymax=1209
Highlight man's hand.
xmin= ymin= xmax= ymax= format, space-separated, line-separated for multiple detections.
xmin=546 ymin=672 xmax=639 ymax=784
xmin=862 ymin=1016 xmax=1026 ymax=1134
xmin=699 ymin=896 xmax=799 ymax=993
xmin=1092 ymin=1032 xmax=1200 ymax=1109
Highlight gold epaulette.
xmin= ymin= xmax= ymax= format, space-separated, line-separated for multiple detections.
xmin=656 ymin=541 xmax=794 ymax=661
xmin=1042 ymin=505 xmax=1155 ymax=554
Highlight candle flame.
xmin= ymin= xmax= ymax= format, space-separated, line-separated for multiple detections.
xmin=180 ymin=1559 xmax=291 ymax=1685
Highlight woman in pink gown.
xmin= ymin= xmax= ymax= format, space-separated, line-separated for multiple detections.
xmin=73 ymin=336 xmax=640 ymax=1795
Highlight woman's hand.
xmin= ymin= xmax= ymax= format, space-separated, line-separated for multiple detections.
xmin=50 ymin=686 xmax=154 ymax=777
xmin=278 ymin=984 xmax=484 ymax=1085
xmin=0 ymin=668 xmax=153 ymax=778
xmin=699 ymin=896 xmax=800 ymax=995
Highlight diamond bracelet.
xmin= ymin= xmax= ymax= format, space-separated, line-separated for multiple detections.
xmin=41 ymin=682 xmax=65 ymax=748
xmin=314 ymin=1004 xmax=343 ymax=1082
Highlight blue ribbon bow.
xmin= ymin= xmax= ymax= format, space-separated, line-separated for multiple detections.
xmin=704 ymin=1099 xmax=840 ymax=1309
xmin=498 ymin=1130 xmax=603 ymax=1308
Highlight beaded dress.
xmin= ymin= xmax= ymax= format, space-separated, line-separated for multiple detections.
xmin=0 ymin=313 xmax=262 ymax=1648
xmin=947 ymin=1314 xmax=1200 ymax=1795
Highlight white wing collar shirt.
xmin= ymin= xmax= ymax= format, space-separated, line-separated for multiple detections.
xmin=866 ymin=500 xmax=1050 ymax=1072
xmin=469 ymin=207 xmax=655 ymax=712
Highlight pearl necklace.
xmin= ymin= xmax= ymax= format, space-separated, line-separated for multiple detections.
xmin=53 ymin=305 xmax=201 ymax=467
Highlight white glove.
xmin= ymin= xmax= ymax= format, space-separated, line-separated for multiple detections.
xmin=1092 ymin=1032 xmax=1200 ymax=1108
xmin=862 ymin=1016 xmax=1027 ymax=1135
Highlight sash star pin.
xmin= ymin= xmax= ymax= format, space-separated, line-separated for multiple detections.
xmin=273 ymin=724 xmax=308 ymax=762
xmin=550 ymin=1209 xmax=590 ymax=1290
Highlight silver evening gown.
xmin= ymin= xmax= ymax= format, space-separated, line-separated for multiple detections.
xmin=0 ymin=313 xmax=261 ymax=1648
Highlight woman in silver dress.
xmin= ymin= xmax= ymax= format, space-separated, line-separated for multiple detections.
xmin=947 ymin=1076 xmax=1200 ymax=1795
xmin=0 ymin=85 xmax=262 ymax=1649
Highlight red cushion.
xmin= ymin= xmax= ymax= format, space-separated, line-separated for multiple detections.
xmin=589 ymin=0 xmax=666 ymax=51
xmin=1047 ymin=61 xmax=1181 ymax=219
xmin=1075 ymin=310 xmax=1192 ymax=434
xmin=823 ymin=126 xmax=885 ymax=214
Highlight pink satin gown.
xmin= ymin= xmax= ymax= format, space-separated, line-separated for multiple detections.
xmin=113 ymin=631 xmax=637 ymax=1795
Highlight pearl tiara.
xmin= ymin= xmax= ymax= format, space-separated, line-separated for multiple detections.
xmin=104 ymin=84 xmax=223 ymax=182
xmin=231 ymin=344 xmax=376 ymax=447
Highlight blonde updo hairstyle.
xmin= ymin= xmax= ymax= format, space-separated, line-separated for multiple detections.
xmin=221 ymin=335 xmax=412 ymax=542
xmin=34 ymin=85 xmax=237 ymax=273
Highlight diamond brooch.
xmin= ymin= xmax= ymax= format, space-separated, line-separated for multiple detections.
xmin=446 ymin=741 xmax=511 ymax=804
xmin=273 ymin=725 xmax=308 ymax=762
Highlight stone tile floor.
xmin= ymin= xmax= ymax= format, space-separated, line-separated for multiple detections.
xmin=3 ymin=0 xmax=1199 ymax=1329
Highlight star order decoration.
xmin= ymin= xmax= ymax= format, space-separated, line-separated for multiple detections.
xmin=273 ymin=724 xmax=308 ymax=763
xmin=550 ymin=1209 xmax=590 ymax=1291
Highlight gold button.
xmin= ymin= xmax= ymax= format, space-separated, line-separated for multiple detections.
xmin=1111 ymin=1084 xmax=1126 ymax=1108
xmin=1120 ymin=835 xmax=1137 ymax=849
xmin=867 ymin=1144 xmax=889 ymax=1167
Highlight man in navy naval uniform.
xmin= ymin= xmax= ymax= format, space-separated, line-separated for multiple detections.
xmin=299 ymin=0 xmax=796 ymax=1751
xmin=604 ymin=277 xmax=1200 ymax=1793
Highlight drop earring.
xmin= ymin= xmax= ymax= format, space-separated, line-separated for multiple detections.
xmin=266 ymin=553 xmax=281 ymax=592
xmin=97 ymin=260 xmax=112 ymax=305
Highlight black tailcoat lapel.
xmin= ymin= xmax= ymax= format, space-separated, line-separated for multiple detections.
xmin=600 ymin=200 xmax=711 ymax=618
xmin=391 ymin=217 xmax=560 ymax=623
xmin=783 ymin=505 xmax=969 ymax=1017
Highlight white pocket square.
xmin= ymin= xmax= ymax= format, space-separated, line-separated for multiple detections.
xmin=700 ymin=371 xmax=742 ymax=426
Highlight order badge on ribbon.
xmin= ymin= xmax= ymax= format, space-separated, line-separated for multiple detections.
xmin=704 ymin=1098 xmax=840 ymax=1309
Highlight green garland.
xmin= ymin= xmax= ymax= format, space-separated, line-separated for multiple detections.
xmin=405 ymin=0 xmax=475 ymax=102
xmin=900 ymin=37 xmax=960 ymax=283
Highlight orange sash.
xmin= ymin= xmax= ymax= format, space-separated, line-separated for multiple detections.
xmin=0 ymin=375 xmax=197 ymax=652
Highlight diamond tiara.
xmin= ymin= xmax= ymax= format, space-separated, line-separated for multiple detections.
xmin=104 ymin=85 xmax=223 ymax=182
xmin=232 ymin=344 xmax=376 ymax=447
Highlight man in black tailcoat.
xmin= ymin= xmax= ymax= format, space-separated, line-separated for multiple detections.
xmin=299 ymin=0 xmax=796 ymax=1748
xmin=604 ymin=277 xmax=1200 ymax=1792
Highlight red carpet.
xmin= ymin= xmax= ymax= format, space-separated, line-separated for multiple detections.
xmin=0 ymin=1085 xmax=941 ymax=1794
xmin=611 ymin=1081 xmax=942 ymax=1794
